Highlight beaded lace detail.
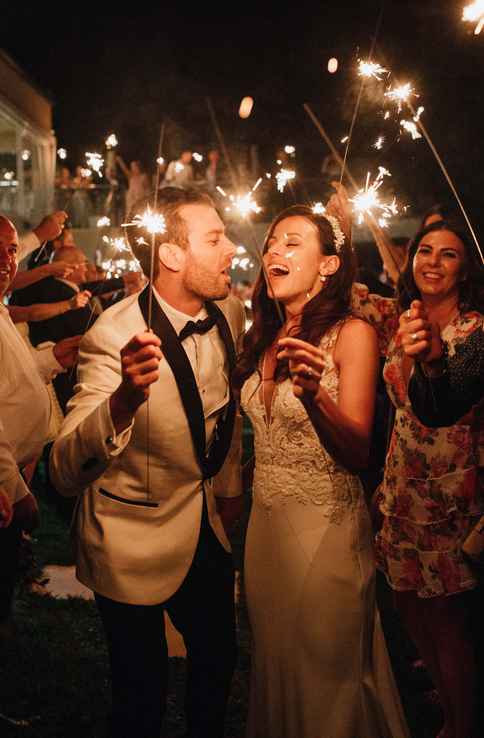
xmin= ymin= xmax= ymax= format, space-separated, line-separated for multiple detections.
xmin=241 ymin=322 xmax=361 ymax=519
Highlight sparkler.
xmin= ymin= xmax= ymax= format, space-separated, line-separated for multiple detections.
xmin=122 ymin=207 xmax=166 ymax=237
xmin=97 ymin=216 xmax=111 ymax=227
xmin=400 ymin=119 xmax=422 ymax=140
xmin=102 ymin=235 xmax=130 ymax=253
xmin=312 ymin=202 xmax=326 ymax=215
xmin=357 ymin=59 xmax=388 ymax=80
xmin=21 ymin=150 xmax=31 ymax=161
xmin=275 ymin=168 xmax=296 ymax=193
xmin=57 ymin=148 xmax=67 ymax=160
xmin=193 ymin=152 xmax=204 ymax=162
xmin=284 ymin=145 xmax=296 ymax=155
xmin=350 ymin=167 xmax=400 ymax=227
xmin=373 ymin=136 xmax=385 ymax=150
xmin=105 ymin=133 xmax=118 ymax=149
xmin=85 ymin=152 xmax=104 ymax=177
xmin=463 ymin=1 xmax=484 ymax=34
xmin=156 ymin=156 xmax=165 ymax=165
xmin=384 ymin=83 xmax=417 ymax=112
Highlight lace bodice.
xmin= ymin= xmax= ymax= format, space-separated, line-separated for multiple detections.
xmin=241 ymin=322 xmax=362 ymax=518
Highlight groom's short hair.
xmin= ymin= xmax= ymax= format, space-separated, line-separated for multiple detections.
xmin=126 ymin=187 xmax=215 ymax=278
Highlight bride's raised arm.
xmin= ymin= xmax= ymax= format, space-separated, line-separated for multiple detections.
xmin=277 ymin=318 xmax=379 ymax=472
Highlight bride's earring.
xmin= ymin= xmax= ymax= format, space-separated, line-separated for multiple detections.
xmin=320 ymin=274 xmax=327 ymax=283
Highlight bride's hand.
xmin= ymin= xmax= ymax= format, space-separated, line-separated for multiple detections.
xmin=277 ymin=337 xmax=325 ymax=400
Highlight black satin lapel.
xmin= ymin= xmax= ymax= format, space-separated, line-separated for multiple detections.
xmin=138 ymin=289 xmax=207 ymax=470
xmin=206 ymin=302 xmax=236 ymax=372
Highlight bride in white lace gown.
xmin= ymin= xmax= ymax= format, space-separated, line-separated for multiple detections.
xmin=235 ymin=203 xmax=409 ymax=738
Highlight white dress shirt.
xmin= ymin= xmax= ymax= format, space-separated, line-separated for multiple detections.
xmin=155 ymin=291 xmax=229 ymax=422
xmin=0 ymin=303 xmax=61 ymax=504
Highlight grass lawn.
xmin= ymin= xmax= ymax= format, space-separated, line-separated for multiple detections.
xmin=0 ymin=472 xmax=456 ymax=738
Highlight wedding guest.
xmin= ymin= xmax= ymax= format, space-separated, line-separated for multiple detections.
xmin=116 ymin=157 xmax=151 ymax=217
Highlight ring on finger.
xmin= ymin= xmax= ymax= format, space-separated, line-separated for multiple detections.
xmin=411 ymin=332 xmax=418 ymax=342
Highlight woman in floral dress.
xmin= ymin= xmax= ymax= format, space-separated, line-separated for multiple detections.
xmin=354 ymin=218 xmax=484 ymax=738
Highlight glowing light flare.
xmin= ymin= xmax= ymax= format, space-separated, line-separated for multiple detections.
xmin=284 ymin=145 xmax=296 ymax=155
xmin=97 ymin=216 xmax=111 ymax=227
xmin=327 ymin=57 xmax=338 ymax=73
xmin=341 ymin=136 xmax=349 ymax=143
xmin=384 ymin=83 xmax=417 ymax=112
xmin=312 ymin=202 xmax=326 ymax=215
xmin=357 ymin=59 xmax=388 ymax=80
xmin=275 ymin=168 xmax=296 ymax=193
xmin=3 ymin=171 xmax=14 ymax=181
xmin=373 ymin=136 xmax=385 ymax=150
xmin=122 ymin=206 xmax=166 ymax=235
xmin=400 ymin=120 xmax=422 ymax=140
xmin=156 ymin=156 xmax=165 ymax=165
xmin=80 ymin=168 xmax=92 ymax=178
xmin=105 ymin=133 xmax=118 ymax=149
xmin=350 ymin=167 xmax=400 ymax=227
xmin=239 ymin=96 xmax=254 ymax=119
xmin=463 ymin=1 xmax=484 ymax=34
xmin=102 ymin=235 xmax=130 ymax=252
xmin=85 ymin=152 xmax=104 ymax=177
xmin=193 ymin=152 xmax=203 ymax=162
xmin=21 ymin=149 xmax=31 ymax=161
xmin=57 ymin=148 xmax=67 ymax=159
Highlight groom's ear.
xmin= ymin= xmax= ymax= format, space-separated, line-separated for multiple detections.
xmin=158 ymin=242 xmax=185 ymax=273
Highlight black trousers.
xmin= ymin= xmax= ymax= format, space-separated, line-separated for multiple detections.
xmin=95 ymin=503 xmax=236 ymax=738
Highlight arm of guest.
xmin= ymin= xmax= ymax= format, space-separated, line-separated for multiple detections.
xmin=0 ymin=417 xmax=31 ymax=506
xmin=17 ymin=211 xmax=68 ymax=262
xmin=8 ymin=297 xmax=77 ymax=324
xmin=49 ymin=323 xmax=134 ymax=496
xmin=365 ymin=216 xmax=406 ymax=286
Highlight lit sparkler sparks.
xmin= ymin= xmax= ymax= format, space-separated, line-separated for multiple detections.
xmin=275 ymin=168 xmax=296 ymax=193
xmin=101 ymin=258 xmax=141 ymax=278
xmin=105 ymin=133 xmax=118 ymax=149
xmin=357 ymin=59 xmax=388 ymax=80
xmin=232 ymin=245 xmax=252 ymax=271
xmin=312 ymin=202 xmax=326 ymax=215
xmin=122 ymin=206 xmax=166 ymax=235
xmin=284 ymin=145 xmax=296 ymax=155
xmin=102 ymin=235 xmax=130 ymax=252
xmin=400 ymin=120 xmax=422 ymax=140
xmin=85 ymin=152 xmax=104 ymax=177
xmin=193 ymin=152 xmax=204 ymax=162
xmin=156 ymin=156 xmax=165 ymax=165
xmin=97 ymin=216 xmax=111 ymax=227
xmin=21 ymin=150 xmax=31 ymax=161
xmin=463 ymin=1 xmax=484 ymax=34
xmin=384 ymin=83 xmax=417 ymax=112
xmin=57 ymin=148 xmax=67 ymax=160
xmin=373 ymin=136 xmax=385 ymax=150
xmin=350 ymin=167 xmax=399 ymax=227
xmin=217 ymin=180 xmax=262 ymax=219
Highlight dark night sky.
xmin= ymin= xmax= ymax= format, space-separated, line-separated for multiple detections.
xmin=3 ymin=1 xmax=484 ymax=223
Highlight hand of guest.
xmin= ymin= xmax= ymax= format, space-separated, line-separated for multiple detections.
xmin=325 ymin=182 xmax=352 ymax=241
xmin=277 ymin=337 xmax=325 ymax=401
xmin=12 ymin=493 xmax=40 ymax=533
xmin=398 ymin=300 xmax=443 ymax=364
xmin=45 ymin=261 xmax=75 ymax=279
xmin=33 ymin=211 xmax=68 ymax=243
xmin=0 ymin=489 xmax=13 ymax=529
xmin=110 ymin=333 xmax=163 ymax=432
xmin=69 ymin=290 xmax=91 ymax=310
xmin=53 ymin=335 xmax=82 ymax=368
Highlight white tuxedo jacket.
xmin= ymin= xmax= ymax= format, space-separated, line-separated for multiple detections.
xmin=50 ymin=291 xmax=245 ymax=605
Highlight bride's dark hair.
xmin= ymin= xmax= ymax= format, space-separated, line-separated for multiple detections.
xmin=232 ymin=205 xmax=356 ymax=392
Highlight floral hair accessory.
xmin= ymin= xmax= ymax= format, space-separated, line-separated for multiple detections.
xmin=324 ymin=214 xmax=346 ymax=253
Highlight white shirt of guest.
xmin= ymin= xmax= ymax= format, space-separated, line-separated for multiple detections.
xmin=0 ymin=303 xmax=57 ymax=504
xmin=155 ymin=290 xmax=229 ymax=424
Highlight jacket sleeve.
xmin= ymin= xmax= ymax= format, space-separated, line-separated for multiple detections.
xmin=49 ymin=323 xmax=133 ymax=496
xmin=408 ymin=327 xmax=484 ymax=427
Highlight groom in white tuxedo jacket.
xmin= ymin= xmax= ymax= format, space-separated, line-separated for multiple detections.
xmin=50 ymin=188 xmax=245 ymax=738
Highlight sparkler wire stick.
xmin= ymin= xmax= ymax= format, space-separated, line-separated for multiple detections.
xmin=206 ymin=97 xmax=239 ymax=190
xmin=304 ymin=103 xmax=410 ymax=294
xmin=33 ymin=240 xmax=48 ymax=264
xmin=339 ymin=2 xmax=386 ymax=185
xmin=409 ymin=103 xmax=484 ymax=265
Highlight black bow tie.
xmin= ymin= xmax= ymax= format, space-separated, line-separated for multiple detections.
xmin=178 ymin=315 xmax=217 ymax=342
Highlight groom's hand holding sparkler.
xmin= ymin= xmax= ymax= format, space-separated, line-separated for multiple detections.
xmin=110 ymin=332 xmax=162 ymax=433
